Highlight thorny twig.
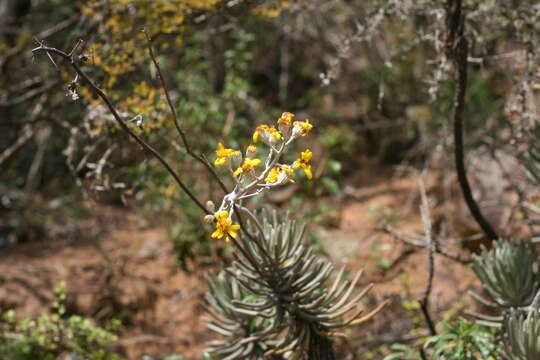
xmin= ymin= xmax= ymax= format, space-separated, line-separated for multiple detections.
xmin=32 ymin=40 xmax=209 ymax=215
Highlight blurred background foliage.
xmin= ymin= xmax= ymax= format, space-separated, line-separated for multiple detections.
xmin=1 ymin=0 xmax=538 ymax=264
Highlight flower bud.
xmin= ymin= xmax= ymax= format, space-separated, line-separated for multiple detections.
xmin=206 ymin=200 xmax=215 ymax=212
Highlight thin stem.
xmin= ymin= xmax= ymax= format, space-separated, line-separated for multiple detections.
xmin=418 ymin=176 xmax=437 ymax=336
xmin=234 ymin=204 xmax=275 ymax=264
xmin=143 ymin=30 xmax=230 ymax=194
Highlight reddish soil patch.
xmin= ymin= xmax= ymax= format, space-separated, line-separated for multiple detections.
xmin=0 ymin=207 xmax=210 ymax=359
xmin=0 ymin=167 xmax=488 ymax=359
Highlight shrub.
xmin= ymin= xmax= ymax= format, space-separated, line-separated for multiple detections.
xmin=0 ymin=282 xmax=119 ymax=360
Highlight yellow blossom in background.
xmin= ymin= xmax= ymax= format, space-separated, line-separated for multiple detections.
xmin=211 ymin=210 xmax=240 ymax=241
xmin=252 ymin=1 xmax=291 ymax=17
xmin=247 ymin=144 xmax=257 ymax=153
xmin=214 ymin=143 xmax=241 ymax=166
xmin=234 ymin=158 xmax=261 ymax=177
xmin=277 ymin=112 xmax=294 ymax=128
xmin=77 ymin=0 xmax=224 ymax=120
xmin=293 ymin=150 xmax=313 ymax=179
xmin=292 ymin=119 xmax=313 ymax=137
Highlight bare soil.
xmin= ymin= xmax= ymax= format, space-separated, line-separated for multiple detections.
xmin=0 ymin=168 xmax=485 ymax=359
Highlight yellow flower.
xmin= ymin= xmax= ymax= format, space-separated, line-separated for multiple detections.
xmin=277 ymin=112 xmax=295 ymax=128
xmin=211 ymin=210 xmax=241 ymax=241
xmin=292 ymin=149 xmax=313 ymax=179
xmin=269 ymin=127 xmax=282 ymax=139
xmin=247 ymin=144 xmax=257 ymax=153
xmin=214 ymin=143 xmax=241 ymax=166
xmin=252 ymin=124 xmax=268 ymax=143
xmin=252 ymin=124 xmax=282 ymax=144
xmin=292 ymin=119 xmax=313 ymax=137
xmin=233 ymin=158 xmax=261 ymax=177
xmin=265 ymin=168 xmax=280 ymax=183
xmin=265 ymin=166 xmax=295 ymax=184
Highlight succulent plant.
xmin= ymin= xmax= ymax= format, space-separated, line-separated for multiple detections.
xmin=204 ymin=272 xmax=274 ymax=359
xmin=204 ymin=211 xmax=386 ymax=359
xmin=471 ymin=240 xmax=539 ymax=310
xmin=504 ymin=307 xmax=540 ymax=360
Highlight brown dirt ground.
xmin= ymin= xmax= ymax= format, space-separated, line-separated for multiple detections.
xmin=0 ymin=167 xmax=487 ymax=359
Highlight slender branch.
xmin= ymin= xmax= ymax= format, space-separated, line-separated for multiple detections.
xmin=234 ymin=204 xmax=276 ymax=265
xmin=232 ymin=204 xmax=257 ymax=241
xmin=143 ymin=31 xmax=259 ymax=245
xmin=0 ymin=80 xmax=59 ymax=107
xmin=142 ymin=30 xmax=230 ymax=194
xmin=0 ymin=93 xmax=49 ymax=166
xmin=418 ymin=176 xmax=437 ymax=336
xmin=446 ymin=0 xmax=498 ymax=242
xmin=32 ymin=41 xmax=209 ymax=215
xmin=0 ymin=125 xmax=34 ymax=166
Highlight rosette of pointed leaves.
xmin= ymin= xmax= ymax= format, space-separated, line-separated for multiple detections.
xmin=204 ymin=272 xmax=273 ymax=359
xmin=471 ymin=240 xmax=539 ymax=310
xmin=204 ymin=211 xmax=386 ymax=359
xmin=504 ymin=308 xmax=540 ymax=360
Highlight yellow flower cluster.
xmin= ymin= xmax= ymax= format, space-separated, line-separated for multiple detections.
xmin=211 ymin=210 xmax=240 ymax=242
xmin=277 ymin=111 xmax=294 ymax=128
xmin=292 ymin=150 xmax=313 ymax=179
xmin=252 ymin=124 xmax=282 ymax=144
xmin=265 ymin=166 xmax=295 ymax=184
xmin=252 ymin=113 xmax=313 ymax=145
xmin=210 ymin=111 xmax=315 ymax=241
xmin=234 ymin=158 xmax=261 ymax=177
xmin=214 ymin=143 xmax=241 ymax=166
xmin=293 ymin=119 xmax=313 ymax=137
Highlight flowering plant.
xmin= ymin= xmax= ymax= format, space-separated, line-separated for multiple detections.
xmin=201 ymin=112 xmax=387 ymax=359
xmin=31 ymin=37 xmax=385 ymax=359
xmin=205 ymin=112 xmax=313 ymax=242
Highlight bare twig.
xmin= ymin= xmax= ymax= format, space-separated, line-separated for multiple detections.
xmin=32 ymin=41 xmax=209 ymax=215
xmin=0 ymin=94 xmax=48 ymax=166
xmin=383 ymin=225 xmax=472 ymax=264
xmin=446 ymin=0 xmax=498 ymax=242
xmin=0 ymin=124 xmax=34 ymax=166
xmin=0 ymin=80 xmax=59 ymax=107
xmin=24 ymin=126 xmax=51 ymax=192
